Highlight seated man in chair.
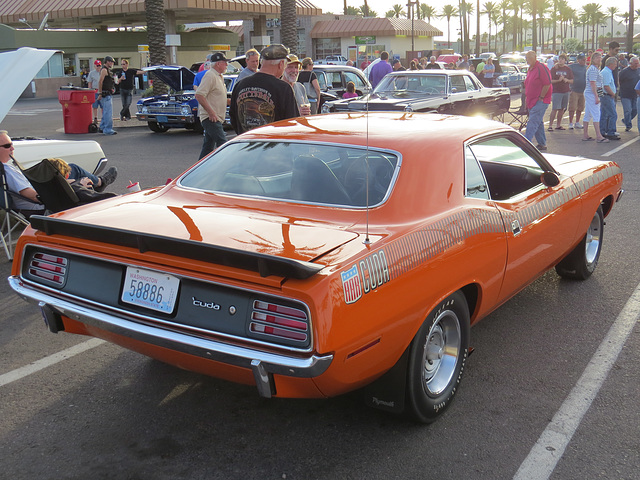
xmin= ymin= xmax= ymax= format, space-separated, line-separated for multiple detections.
xmin=47 ymin=158 xmax=118 ymax=204
xmin=0 ymin=130 xmax=118 ymax=217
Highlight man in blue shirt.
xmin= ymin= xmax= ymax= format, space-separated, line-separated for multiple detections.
xmin=600 ymin=56 xmax=620 ymax=139
xmin=369 ymin=51 xmax=392 ymax=89
xmin=568 ymin=53 xmax=587 ymax=129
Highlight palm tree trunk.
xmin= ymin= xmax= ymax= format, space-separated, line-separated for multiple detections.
xmin=280 ymin=0 xmax=297 ymax=54
xmin=145 ymin=0 xmax=167 ymax=95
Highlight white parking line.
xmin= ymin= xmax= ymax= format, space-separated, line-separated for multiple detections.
xmin=513 ymin=282 xmax=640 ymax=480
xmin=0 ymin=338 xmax=105 ymax=388
xmin=601 ymin=135 xmax=640 ymax=157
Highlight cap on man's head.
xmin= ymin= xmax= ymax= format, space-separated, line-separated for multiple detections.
xmin=577 ymin=53 xmax=586 ymax=59
xmin=391 ymin=59 xmax=400 ymax=65
xmin=261 ymin=44 xmax=290 ymax=61
xmin=286 ymin=54 xmax=302 ymax=66
xmin=104 ymin=56 xmax=114 ymax=63
xmin=210 ymin=52 xmax=228 ymax=63
xmin=94 ymin=59 xmax=101 ymax=66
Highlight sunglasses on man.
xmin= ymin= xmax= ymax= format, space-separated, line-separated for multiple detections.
xmin=1 ymin=142 xmax=13 ymax=149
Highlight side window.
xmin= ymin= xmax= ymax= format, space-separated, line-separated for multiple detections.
xmin=450 ymin=76 xmax=467 ymax=93
xmin=465 ymin=147 xmax=489 ymax=199
xmin=315 ymin=72 xmax=327 ymax=90
xmin=344 ymin=71 xmax=365 ymax=88
xmin=468 ymin=137 xmax=544 ymax=201
xmin=463 ymin=75 xmax=478 ymax=91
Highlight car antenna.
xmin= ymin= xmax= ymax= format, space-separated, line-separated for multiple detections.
xmin=364 ymin=81 xmax=371 ymax=246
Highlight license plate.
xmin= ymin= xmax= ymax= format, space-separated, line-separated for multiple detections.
xmin=121 ymin=267 xmax=179 ymax=314
xmin=157 ymin=115 xmax=168 ymax=123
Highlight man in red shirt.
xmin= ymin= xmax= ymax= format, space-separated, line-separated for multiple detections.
xmin=524 ymin=50 xmax=552 ymax=151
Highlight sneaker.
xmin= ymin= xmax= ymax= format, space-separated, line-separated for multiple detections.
xmin=96 ymin=166 xmax=118 ymax=192
xmin=625 ymin=126 xmax=632 ymax=132
xmin=568 ymin=123 xmax=574 ymax=129
xmin=574 ymin=123 xmax=583 ymax=129
xmin=536 ymin=144 xmax=547 ymax=151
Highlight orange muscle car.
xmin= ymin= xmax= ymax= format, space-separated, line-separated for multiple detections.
xmin=9 ymin=113 xmax=624 ymax=423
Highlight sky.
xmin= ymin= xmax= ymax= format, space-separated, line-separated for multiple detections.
xmin=318 ymin=0 xmax=635 ymax=41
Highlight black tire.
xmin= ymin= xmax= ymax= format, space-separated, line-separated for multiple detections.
xmin=555 ymin=206 xmax=604 ymax=280
xmin=148 ymin=121 xmax=168 ymax=133
xmin=193 ymin=118 xmax=204 ymax=134
xmin=406 ymin=291 xmax=470 ymax=423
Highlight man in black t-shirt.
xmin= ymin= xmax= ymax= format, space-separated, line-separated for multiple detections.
xmin=230 ymin=44 xmax=299 ymax=135
xmin=116 ymin=59 xmax=144 ymax=121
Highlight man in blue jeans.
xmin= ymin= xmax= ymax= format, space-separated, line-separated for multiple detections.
xmin=97 ymin=56 xmax=117 ymax=135
xmin=523 ymin=50 xmax=552 ymax=150
xmin=195 ymin=52 xmax=228 ymax=158
xmin=600 ymin=56 xmax=620 ymax=140
xmin=618 ymin=57 xmax=640 ymax=132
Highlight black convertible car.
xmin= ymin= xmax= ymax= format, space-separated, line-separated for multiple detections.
xmin=321 ymin=70 xmax=510 ymax=118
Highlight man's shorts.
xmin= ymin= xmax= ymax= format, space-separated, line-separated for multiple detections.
xmin=551 ymin=92 xmax=570 ymax=110
xmin=92 ymin=92 xmax=102 ymax=109
xmin=569 ymin=91 xmax=585 ymax=112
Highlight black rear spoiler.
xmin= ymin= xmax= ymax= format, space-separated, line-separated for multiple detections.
xmin=30 ymin=216 xmax=322 ymax=280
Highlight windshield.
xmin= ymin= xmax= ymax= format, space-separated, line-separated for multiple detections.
xmin=180 ymin=141 xmax=399 ymax=207
xmin=374 ymin=74 xmax=447 ymax=96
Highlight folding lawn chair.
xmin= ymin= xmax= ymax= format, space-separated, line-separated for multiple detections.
xmin=0 ymin=162 xmax=30 ymax=260
xmin=21 ymin=159 xmax=80 ymax=213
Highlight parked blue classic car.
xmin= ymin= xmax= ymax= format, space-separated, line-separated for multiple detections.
xmin=136 ymin=66 xmax=202 ymax=133
xmin=496 ymin=63 xmax=528 ymax=92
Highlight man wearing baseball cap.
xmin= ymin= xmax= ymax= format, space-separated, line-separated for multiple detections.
xmin=195 ymin=52 xmax=229 ymax=158
xmin=86 ymin=60 xmax=102 ymax=124
xmin=230 ymin=44 xmax=299 ymax=134
xmin=97 ymin=56 xmax=117 ymax=135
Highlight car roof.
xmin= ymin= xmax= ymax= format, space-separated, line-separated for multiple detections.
xmin=238 ymin=112 xmax=510 ymax=151
xmin=313 ymin=65 xmax=361 ymax=72
xmin=386 ymin=70 xmax=472 ymax=76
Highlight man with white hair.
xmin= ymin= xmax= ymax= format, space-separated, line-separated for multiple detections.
xmin=425 ymin=56 xmax=442 ymax=70
xmin=600 ymin=56 xmax=620 ymax=140
xmin=229 ymin=44 xmax=299 ymax=134
xmin=282 ymin=54 xmax=311 ymax=116
xmin=195 ymin=52 xmax=228 ymax=158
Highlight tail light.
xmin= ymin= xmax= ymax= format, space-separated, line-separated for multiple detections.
xmin=249 ymin=300 xmax=309 ymax=343
xmin=28 ymin=252 xmax=68 ymax=286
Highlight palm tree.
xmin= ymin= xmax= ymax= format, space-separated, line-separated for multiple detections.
xmin=627 ymin=0 xmax=634 ymax=56
xmin=360 ymin=3 xmax=376 ymax=16
xmin=346 ymin=6 xmax=360 ymax=15
xmin=281 ymin=0 xmax=297 ymax=54
xmin=500 ymin=0 xmax=510 ymax=53
xmin=441 ymin=5 xmax=459 ymax=48
xmin=606 ymin=6 xmax=618 ymax=42
xmin=483 ymin=2 xmax=499 ymax=52
xmin=420 ymin=4 xmax=437 ymax=23
xmin=391 ymin=4 xmax=406 ymax=17
xmin=145 ymin=0 xmax=167 ymax=95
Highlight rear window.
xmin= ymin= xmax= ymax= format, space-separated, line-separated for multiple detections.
xmin=180 ymin=141 xmax=399 ymax=207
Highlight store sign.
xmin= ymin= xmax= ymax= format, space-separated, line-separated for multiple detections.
xmin=208 ymin=44 xmax=231 ymax=51
xmin=355 ymin=36 xmax=376 ymax=45
xmin=138 ymin=45 xmax=149 ymax=52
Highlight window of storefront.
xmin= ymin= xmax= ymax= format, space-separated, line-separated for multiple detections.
xmin=315 ymin=38 xmax=341 ymax=59
xmin=35 ymin=52 xmax=64 ymax=78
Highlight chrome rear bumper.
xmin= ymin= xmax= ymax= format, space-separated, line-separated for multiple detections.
xmin=8 ymin=276 xmax=333 ymax=398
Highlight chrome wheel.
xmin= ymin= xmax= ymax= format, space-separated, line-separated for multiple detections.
xmin=585 ymin=212 xmax=602 ymax=266
xmin=422 ymin=310 xmax=461 ymax=396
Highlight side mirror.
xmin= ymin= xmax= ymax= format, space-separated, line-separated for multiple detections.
xmin=541 ymin=171 xmax=560 ymax=187
xmin=451 ymin=87 xmax=458 ymax=93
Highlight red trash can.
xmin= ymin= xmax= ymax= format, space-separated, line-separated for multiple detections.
xmin=58 ymin=87 xmax=96 ymax=134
